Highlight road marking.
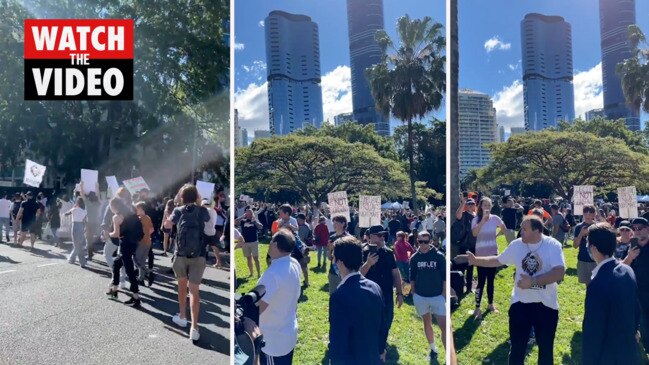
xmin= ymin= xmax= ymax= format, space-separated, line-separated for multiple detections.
xmin=37 ymin=263 xmax=58 ymax=268
xmin=0 ymin=270 xmax=16 ymax=274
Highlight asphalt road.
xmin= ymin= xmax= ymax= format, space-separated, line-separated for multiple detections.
xmin=0 ymin=237 xmax=231 ymax=365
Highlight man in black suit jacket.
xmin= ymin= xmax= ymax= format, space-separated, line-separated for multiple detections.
xmin=583 ymin=222 xmax=641 ymax=365
xmin=329 ymin=236 xmax=384 ymax=365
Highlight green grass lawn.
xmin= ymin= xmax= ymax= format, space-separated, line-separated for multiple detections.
xmin=452 ymin=236 xmax=587 ymax=364
xmin=235 ymin=243 xmax=446 ymax=364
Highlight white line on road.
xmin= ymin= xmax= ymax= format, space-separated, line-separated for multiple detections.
xmin=0 ymin=270 xmax=16 ymax=274
xmin=37 ymin=263 xmax=58 ymax=268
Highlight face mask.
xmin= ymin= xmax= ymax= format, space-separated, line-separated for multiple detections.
xmin=587 ymin=245 xmax=594 ymax=261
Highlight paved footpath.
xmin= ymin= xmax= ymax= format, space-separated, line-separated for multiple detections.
xmin=0 ymin=238 xmax=230 ymax=365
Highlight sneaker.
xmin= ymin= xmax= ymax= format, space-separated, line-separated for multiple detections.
xmin=147 ymin=272 xmax=155 ymax=287
xmin=190 ymin=327 xmax=200 ymax=341
xmin=429 ymin=344 xmax=438 ymax=358
xmin=172 ymin=314 xmax=188 ymax=327
xmin=124 ymin=297 xmax=141 ymax=308
xmin=119 ymin=282 xmax=127 ymax=290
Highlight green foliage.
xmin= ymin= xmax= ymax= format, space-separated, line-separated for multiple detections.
xmin=393 ymin=120 xmax=446 ymax=199
xmin=367 ymin=15 xmax=446 ymax=211
xmin=295 ymin=122 xmax=399 ymax=161
xmin=235 ymin=134 xmax=410 ymax=204
xmin=617 ymin=25 xmax=649 ymax=114
xmin=479 ymin=130 xmax=649 ymax=200
xmin=556 ymin=117 xmax=648 ymax=153
xmin=0 ymin=0 xmax=229 ymax=188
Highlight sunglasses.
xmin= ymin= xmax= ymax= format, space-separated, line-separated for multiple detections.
xmin=417 ymin=240 xmax=431 ymax=244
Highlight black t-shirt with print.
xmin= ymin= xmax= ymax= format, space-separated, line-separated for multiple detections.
xmin=362 ymin=245 xmax=397 ymax=306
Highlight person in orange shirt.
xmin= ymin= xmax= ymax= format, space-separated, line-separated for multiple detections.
xmin=527 ymin=199 xmax=552 ymax=223
xmin=134 ymin=201 xmax=155 ymax=286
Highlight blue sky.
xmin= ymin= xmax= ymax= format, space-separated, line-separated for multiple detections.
xmin=234 ymin=0 xmax=446 ymax=138
xmin=459 ymin=0 xmax=649 ymax=132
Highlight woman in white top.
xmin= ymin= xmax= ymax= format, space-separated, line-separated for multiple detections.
xmin=202 ymin=200 xmax=223 ymax=268
xmin=65 ymin=197 xmax=88 ymax=268
xmin=471 ymin=197 xmax=507 ymax=319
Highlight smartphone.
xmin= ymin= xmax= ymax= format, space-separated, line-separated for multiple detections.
xmin=369 ymin=245 xmax=378 ymax=254
xmin=631 ymin=237 xmax=639 ymax=248
xmin=462 ymin=191 xmax=468 ymax=198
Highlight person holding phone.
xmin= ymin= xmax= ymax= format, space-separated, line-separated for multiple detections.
xmin=471 ymin=197 xmax=507 ymax=319
xmin=624 ymin=217 xmax=649 ymax=356
xmin=573 ymin=204 xmax=597 ymax=285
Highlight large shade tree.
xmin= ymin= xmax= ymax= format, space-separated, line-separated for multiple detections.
xmin=617 ymin=25 xmax=649 ymax=115
xmin=367 ymin=15 xmax=446 ymax=212
xmin=478 ymin=130 xmax=649 ymax=201
xmin=235 ymin=135 xmax=410 ymax=204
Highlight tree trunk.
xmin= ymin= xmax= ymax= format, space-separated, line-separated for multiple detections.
xmin=449 ymin=0 xmax=460 ymax=217
xmin=407 ymin=117 xmax=418 ymax=213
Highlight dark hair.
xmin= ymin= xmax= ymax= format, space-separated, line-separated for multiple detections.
xmin=476 ymin=197 xmax=492 ymax=222
xmin=333 ymin=236 xmax=363 ymax=271
xmin=534 ymin=199 xmax=542 ymax=206
xmin=279 ymin=204 xmax=292 ymax=215
xmin=582 ymin=204 xmax=596 ymax=214
xmin=523 ymin=215 xmax=544 ymax=233
xmin=297 ymin=213 xmax=306 ymax=220
xmin=165 ymin=199 xmax=175 ymax=214
xmin=332 ymin=215 xmax=348 ymax=228
xmin=87 ymin=191 xmax=98 ymax=202
xmin=76 ymin=197 xmax=85 ymax=210
xmin=271 ymin=229 xmax=295 ymax=253
xmin=109 ymin=198 xmax=131 ymax=216
xmin=178 ymin=184 xmax=199 ymax=204
xmin=550 ymin=204 xmax=559 ymax=211
xmin=587 ymin=223 xmax=616 ymax=257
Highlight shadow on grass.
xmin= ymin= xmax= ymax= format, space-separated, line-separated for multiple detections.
xmin=385 ymin=344 xmax=401 ymax=364
xmin=320 ymin=282 xmax=330 ymax=293
xmin=565 ymin=267 xmax=578 ymax=277
xmin=482 ymin=341 xmax=511 ymax=364
xmin=299 ymin=288 xmax=309 ymax=303
xmin=454 ymin=309 xmax=493 ymax=352
xmin=561 ymin=330 xmax=581 ymax=365
xmin=310 ymin=265 xmax=327 ymax=274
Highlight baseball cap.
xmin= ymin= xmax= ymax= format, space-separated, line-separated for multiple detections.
xmin=632 ymin=217 xmax=649 ymax=227
xmin=619 ymin=220 xmax=632 ymax=230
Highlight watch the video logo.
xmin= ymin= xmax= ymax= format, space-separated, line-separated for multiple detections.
xmin=24 ymin=19 xmax=133 ymax=100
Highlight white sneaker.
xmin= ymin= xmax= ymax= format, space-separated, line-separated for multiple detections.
xmin=172 ymin=314 xmax=188 ymax=327
xmin=190 ymin=327 xmax=200 ymax=341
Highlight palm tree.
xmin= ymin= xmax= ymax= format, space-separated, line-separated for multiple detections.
xmin=367 ymin=15 xmax=446 ymax=213
xmin=617 ymin=25 xmax=649 ymax=113
xmin=449 ymin=0 xmax=460 ymax=217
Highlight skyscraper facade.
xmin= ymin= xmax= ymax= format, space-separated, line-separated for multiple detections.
xmin=265 ymin=11 xmax=324 ymax=135
xmin=459 ymin=90 xmax=497 ymax=179
xmin=599 ymin=0 xmax=640 ymax=130
xmin=346 ymin=0 xmax=389 ymax=136
xmin=521 ymin=13 xmax=575 ymax=131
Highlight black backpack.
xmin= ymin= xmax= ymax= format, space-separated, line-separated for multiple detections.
xmin=176 ymin=205 xmax=205 ymax=258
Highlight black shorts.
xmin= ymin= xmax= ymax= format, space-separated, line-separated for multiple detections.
xmin=21 ymin=220 xmax=35 ymax=233
xmin=203 ymin=233 xmax=218 ymax=246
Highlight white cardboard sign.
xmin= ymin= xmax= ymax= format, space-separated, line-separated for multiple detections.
xmin=359 ymin=195 xmax=381 ymax=228
xmin=122 ymin=177 xmax=150 ymax=195
xmin=196 ymin=180 xmax=215 ymax=203
xmin=327 ymin=191 xmax=350 ymax=222
xmin=572 ymin=185 xmax=594 ymax=215
xmin=618 ymin=186 xmax=638 ymax=219
xmin=106 ymin=176 xmax=120 ymax=197
xmin=23 ymin=159 xmax=46 ymax=188
xmin=81 ymin=169 xmax=99 ymax=193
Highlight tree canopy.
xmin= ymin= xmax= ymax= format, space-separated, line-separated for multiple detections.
xmin=617 ymin=24 xmax=649 ymax=114
xmin=0 ymin=0 xmax=229 ymax=190
xmin=478 ymin=130 xmax=649 ymax=200
xmin=235 ymin=135 xmax=410 ymax=204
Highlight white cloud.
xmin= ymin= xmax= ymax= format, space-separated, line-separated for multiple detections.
xmin=484 ymin=36 xmax=511 ymax=52
xmin=492 ymin=79 xmax=524 ymax=130
xmin=321 ymin=65 xmax=353 ymax=123
xmin=573 ymin=63 xmax=603 ymax=119
xmin=491 ymin=63 xmax=603 ymax=131
xmin=258 ymin=20 xmax=265 ymax=27
xmin=241 ymin=60 xmax=267 ymax=82
xmin=234 ymin=65 xmax=353 ymax=137
xmin=234 ymin=42 xmax=245 ymax=51
xmin=235 ymin=82 xmax=269 ymax=137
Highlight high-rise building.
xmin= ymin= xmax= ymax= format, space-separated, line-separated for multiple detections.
xmin=346 ymin=0 xmax=389 ymax=136
xmin=599 ymin=0 xmax=640 ymax=130
xmin=241 ymin=128 xmax=249 ymax=147
xmin=459 ymin=90 xmax=497 ymax=178
xmin=334 ymin=112 xmax=354 ymax=126
xmin=265 ymin=11 xmax=324 ymax=135
xmin=498 ymin=125 xmax=506 ymax=142
xmin=521 ymin=13 xmax=575 ymax=131
xmin=234 ymin=109 xmax=243 ymax=147
xmin=510 ymin=127 xmax=526 ymax=136
xmin=254 ymin=130 xmax=272 ymax=140
xmin=585 ymin=108 xmax=606 ymax=121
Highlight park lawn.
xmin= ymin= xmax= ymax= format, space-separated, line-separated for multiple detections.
xmin=452 ymin=236 xmax=586 ymax=364
xmin=235 ymin=243 xmax=446 ymax=365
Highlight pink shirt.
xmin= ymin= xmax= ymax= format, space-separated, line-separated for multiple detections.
xmin=394 ymin=239 xmax=415 ymax=263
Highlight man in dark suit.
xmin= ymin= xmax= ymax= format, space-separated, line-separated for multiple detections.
xmin=582 ymin=222 xmax=641 ymax=365
xmin=329 ymin=236 xmax=384 ymax=365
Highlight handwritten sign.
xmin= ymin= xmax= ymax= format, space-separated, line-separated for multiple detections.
xmin=618 ymin=186 xmax=638 ymax=219
xmin=196 ymin=180 xmax=215 ymax=203
xmin=23 ymin=159 xmax=46 ymax=187
xmin=122 ymin=176 xmax=150 ymax=195
xmin=572 ymin=185 xmax=593 ymax=215
xmin=359 ymin=195 xmax=381 ymax=228
xmin=327 ymin=191 xmax=350 ymax=222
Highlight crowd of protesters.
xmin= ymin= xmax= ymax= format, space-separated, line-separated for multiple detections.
xmin=233 ymin=198 xmax=447 ymax=364
xmin=0 ymin=182 xmax=229 ymax=343
xmin=451 ymin=191 xmax=649 ymax=365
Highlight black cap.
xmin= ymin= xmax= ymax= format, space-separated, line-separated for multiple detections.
xmin=466 ymin=198 xmax=476 ymax=205
xmin=367 ymin=225 xmax=388 ymax=236
xmin=632 ymin=217 xmax=649 ymax=227
xmin=619 ymin=220 xmax=632 ymax=229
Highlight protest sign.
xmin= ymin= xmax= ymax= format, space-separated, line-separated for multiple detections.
xmin=23 ymin=159 xmax=46 ymax=187
xmin=122 ymin=177 xmax=150 ymax=195
xmin=106 ymin=176 xmax=119 ymax=197
xmin=359 ymin=195 xmax=381 ymax=228
xmin=618 ymin=186 xmax=638 ymax=219
xmin=572 ymin=185 xmax=594 ymax=215
xmin=81 ymin=169 xmax=98 ymax=193
xmin=197 ymin=180 xmax=215 ymax=203
xmin=327 ymin=191 xmax=350 ymax=222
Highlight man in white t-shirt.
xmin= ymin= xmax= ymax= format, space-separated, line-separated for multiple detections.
xmin=0 ymin=193 xmax=11 ymax=243
xmin=257 ymin=229 xmax=301 ymax=365
xmin=467 ymin=215 xmax=566 ymax=365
